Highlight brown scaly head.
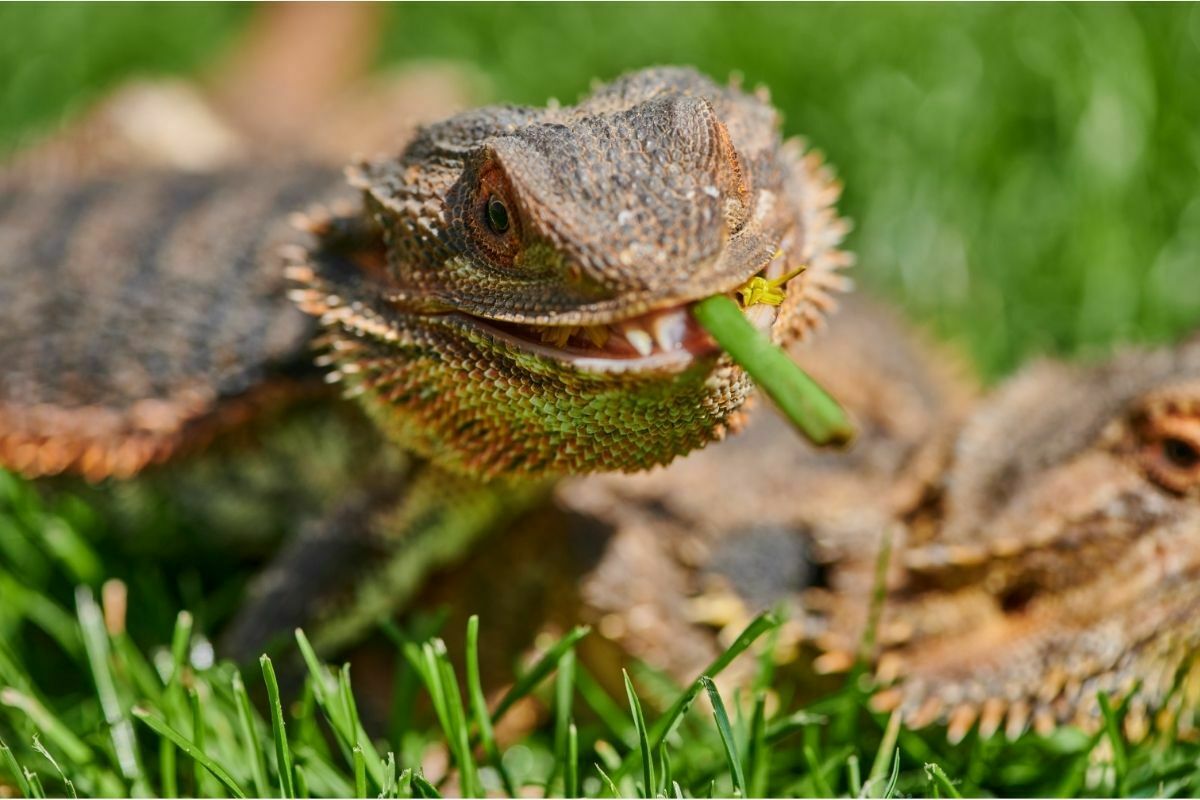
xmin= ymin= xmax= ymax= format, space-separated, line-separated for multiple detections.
xmin=818 ymin=329 xmax=1200 ymax=742
xmin=290 ymin=67 xmax=851 ymax=479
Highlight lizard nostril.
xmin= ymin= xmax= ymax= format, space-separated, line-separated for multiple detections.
xmin=999 ymin=582 xmax=1037 ymax=615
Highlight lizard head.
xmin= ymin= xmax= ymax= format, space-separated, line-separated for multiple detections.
xmin=841 ymin=331 xmax=1200 ymax=740
xmin=292 ymin=67 xmax=849 ymax=479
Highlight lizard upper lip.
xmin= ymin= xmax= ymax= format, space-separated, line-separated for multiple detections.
xmin=446 ymin=293 xmax=780 ymax=373
xmin=435 ymin=257 xmax=789 ymax=371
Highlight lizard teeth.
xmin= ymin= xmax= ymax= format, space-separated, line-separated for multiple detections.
xmin=651 ymin=310 xmax=688 ymax=351
xmin=622 ymin=326 xmax=655 ymax=357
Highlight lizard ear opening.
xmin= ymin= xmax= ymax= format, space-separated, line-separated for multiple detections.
xmin=1130 ymin=383 xmax=1200 ymax=495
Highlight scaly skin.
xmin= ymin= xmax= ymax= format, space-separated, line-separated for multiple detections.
xmin=434 ymin=301 xmax=1200 ymax=743
xmin=0 ymin=58 xmax=851 ymax=656
xmin=229 ymin=67 xmax=851 ymax=653
xmin=426 ymin=295 xmax=973 ymax=688
xmin=289 ymin=66 xmax=850 ymax=479
xmin=1 ymin=66 xmax=848 ymax=483
xmin=844 ymin=329 xmax=1200 ymax=742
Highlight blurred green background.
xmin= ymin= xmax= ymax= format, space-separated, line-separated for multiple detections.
xmin=2 ymin=2 xmax=1200 ymax=377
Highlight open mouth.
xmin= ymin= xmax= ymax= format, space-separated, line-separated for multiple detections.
xmin=448 ymin=255 xmax=792 ymax=372
xmin=292 ymin=221 xmax=790 ymax=374
xmin=452 ymin=285 xmax=782 ymax=373
xmin=487 ymin=304 xmax=722 ymax=358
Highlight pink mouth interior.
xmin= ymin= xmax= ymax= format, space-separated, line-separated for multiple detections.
xmin=492 ymin=303 xmax=722 ymax=360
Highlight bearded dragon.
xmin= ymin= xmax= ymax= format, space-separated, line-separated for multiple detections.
xmin=436 ymin=296 xmax=1200 ymax=744
xmin=0 ymin=20 xmax=852 ymax=657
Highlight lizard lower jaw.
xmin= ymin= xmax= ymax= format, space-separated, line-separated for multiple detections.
xmin=455 ymin=299 xmax=779 ymax=374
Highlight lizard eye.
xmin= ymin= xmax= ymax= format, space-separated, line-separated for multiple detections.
xmin=1163 ymin=437 xmax=1200 ymax=470
xmin=1130 ymin=395 xmax=1200 ymax=494
xmin=450 ymin=153 xmax=523 ymax=269
xmin=486 ymin=195 xmax=510 ymax=234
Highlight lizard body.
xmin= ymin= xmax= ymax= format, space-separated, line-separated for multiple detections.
xmin=0 ymin=54 xmax=851 ymax=656
xmin=1 ymin=67 xmax=847 ymax=482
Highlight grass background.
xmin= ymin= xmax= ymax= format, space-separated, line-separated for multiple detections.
xmin=3 ymin=3 xmax=1200 ymax=797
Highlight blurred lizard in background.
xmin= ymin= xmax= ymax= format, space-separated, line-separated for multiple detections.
xmin=0 ymin=5 xmax=852 ymax=657
xmin=442 ymin=295 xmax=1200 ymax=744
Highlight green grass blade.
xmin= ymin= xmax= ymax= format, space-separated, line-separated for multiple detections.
xmin=169 ymin=611 xmax=193 ymax=684
xmin=189 ymin=687 xmax=211 ymax=797
xmin=110 ymin=630 xmax=165 ymax=707
xmin=613 ymin=613 xmax=778 ymax=784
xmin=261 ymin=654 xmax=295 ymax=798
xmin=159 ymin=730 xmax=177 ymax=799
xmin=294 ymin=630 xmax=384 ymax=789
xmin=701 ymin=677 xmax=746 ymax=796
xmin=847 ymin=754 xmax=862 ymax=798
xmin=882 ymin=750 xmax=900 ymax=800
xmin=465 ymin=616 xmax=515 ymax=796
xmin=25 ymin=768 xmax=46 ymax=799
xmin=132 ymin=707 xmax=246 ymax=798
xmin=353 ymin=746 xmax=367 ymax=798
xmin=340 ymin=665 xmax=362 ymax=752
xmin=381 ymin=751 xmax=397 ymax=799
xmin=412 ymin=772 xmax=442 ymax=798
xmin=432 ymin=640 xmax=479 ymax=798
xmin=623 ymin=670 xmax=655 ymax=798
xmin=595 ymin=764 xmax=620 ymax=799
xmin=39 ymin=517 xmax=102 ymax=585
xmin=803 ymin=745 xmax=833 ymax=798
xmin=576 ymin=665 xmax=636 ymax=746
xmin=232 ymin=671 xmax=270 ymax=798
xmin=565 ymin=722 xmax=579 ymax=799
xmin=0 ymin=573 xmax=82 ymax=657
xmin=0 ymin=689 xmax=92 ymax=766
xmin=491 ymin=625 xmax=590 ymax=723
xmin=747 ymin=691 xmax=769 ymax=797
xmin=924 ymin=763 xmax=962 ymax=799
xmin=650 ymin=613 xmax=777 ymax=744
xmin=292 ymin=745 xmax=355 ymax=798
xmin=656 ymin=741 xmax=671 ymax=799
xmin=550 ymin=648 xmax=576 ymax=797
xmin=853 ymin=527 xmax=894 ymax=676
xmin=294 ymin=764 xmax=309 ymax=799
xmin=692 ymin=293 xmax=853 ymax=446
xmin=594 ymin=739 xmax=621 ymax=774
xmin=75 ymin=586 xmax=144 ymax=789
xmin=0 ymin=639 xmax=33 ymax=695
xmin=866 ymin=711 xmax=900 ymax=799
xmin=1098 ymin=692 xmax=1129 ymax=793
xmin=293 ymin=680 xmax=324 ymax=754
xmin=0 ymin=737 xmax=32 ymax=798
xmin=409 ymin=642 xmax=449 ymax=734
xmin=30 ymin=736 xmax=76 ymax=799
xmin=396 ymin=767 xmax=413 ymax=798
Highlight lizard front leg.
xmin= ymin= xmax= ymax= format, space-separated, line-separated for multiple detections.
xmin=222 ymin=464 xmax=552 ymax=661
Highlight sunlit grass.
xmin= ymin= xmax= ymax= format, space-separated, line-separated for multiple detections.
xmin=3 ymin=5 xmax=1200 ymax=797
xmin=5 ymin=472 xmax=1200 ymax=798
